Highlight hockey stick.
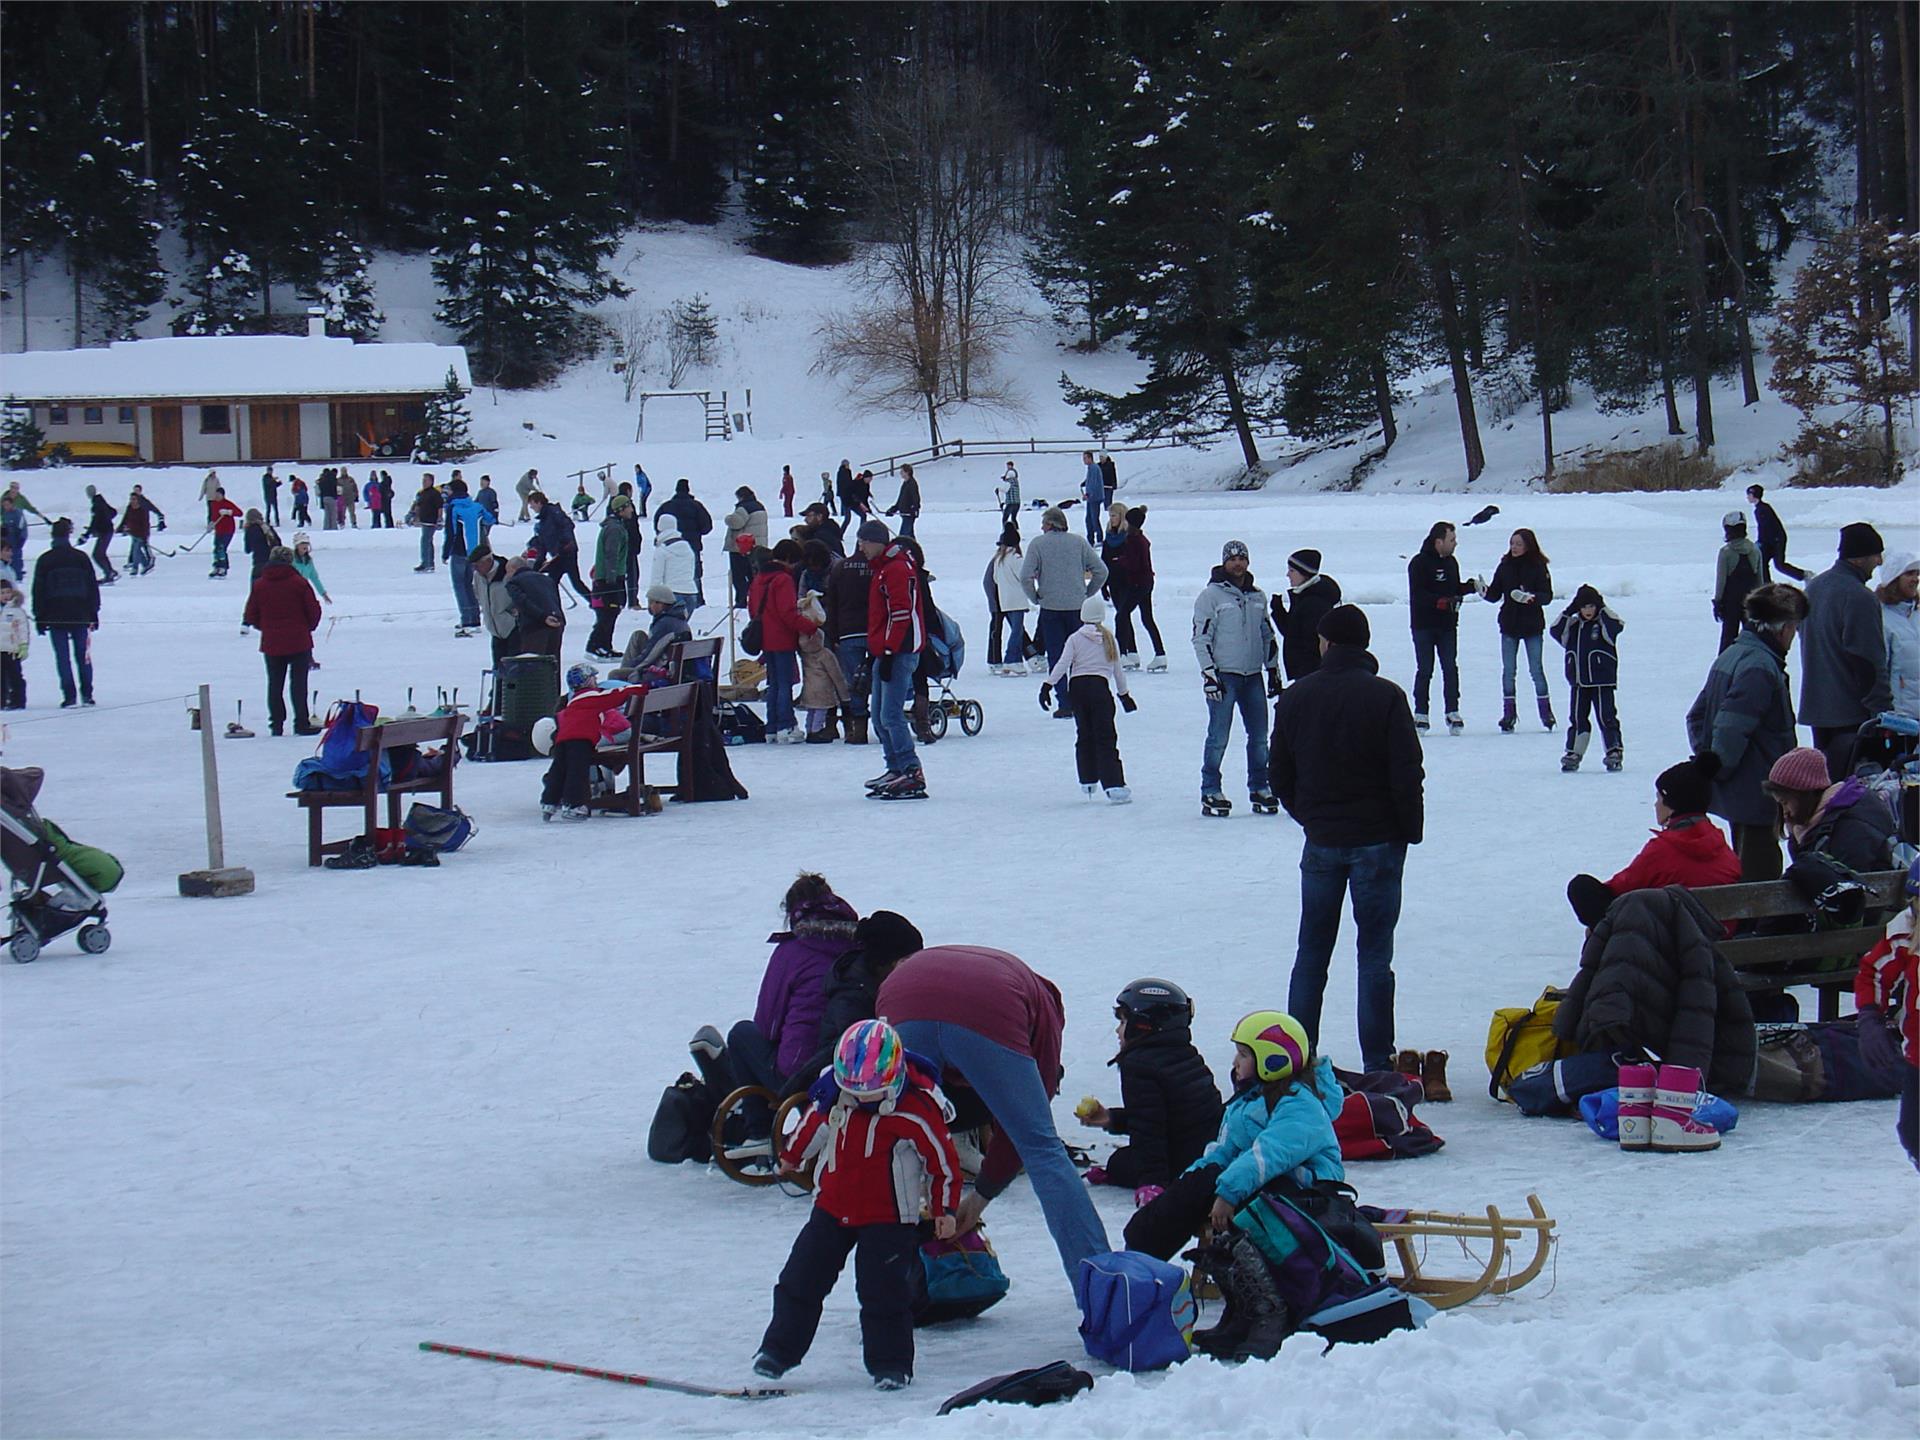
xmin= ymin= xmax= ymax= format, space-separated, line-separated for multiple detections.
xmin=420 ymin=1341 xmax=788 ymax=1399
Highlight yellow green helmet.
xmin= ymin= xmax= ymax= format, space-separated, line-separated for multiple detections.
xmin=1230 ymin=1011 xmax=1310 ymax=1083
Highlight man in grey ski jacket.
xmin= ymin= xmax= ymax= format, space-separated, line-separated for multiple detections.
xmin=1021 ymin=507 xmax=1107 ymax=719
xmin=1192 ymin=540 xmax=1280 ymax=808
xmin=1798 ymin=521 xmax=1892 ymax=778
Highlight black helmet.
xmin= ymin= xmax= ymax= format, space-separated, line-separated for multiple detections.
xmin=1114 ymin=978 xmax=1194 ymax=1037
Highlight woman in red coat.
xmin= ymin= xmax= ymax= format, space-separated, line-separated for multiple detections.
xmin=241 ymin=547 xmax=322 ymax=736
xmin=747 ymin=539 xmax=817 ymax=742
xmin=1567 ymin=755 xmax=1741 ymax=926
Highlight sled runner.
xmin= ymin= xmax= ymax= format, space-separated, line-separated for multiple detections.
xmin=707 ymin=1086 xmax=814 ymax=1188
xmin=1368 ymin=1193 xmax=1557 ymax=1309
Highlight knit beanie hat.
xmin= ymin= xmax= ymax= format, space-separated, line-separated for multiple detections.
xmin=855 ymin=519 xmax=891 ymax=545
xmin=856 ymin=910 xmax=925 ymax=967
xmin=292 ymin=531 xmax=311 ymax=548
xmin=1041 ymin=506 xmax=1069 ymax=532
xmin=1222 ymin=539 xmax=1250 ymax=562
xmin=1722 ymin=511 xmax=1746 ymax=531
xmin=1656 ymin=753 xmax=1720 ymax=814
xmin=1287 ymin=549 xmax=1322 ymax=578
xmin=1080 ymin=595 xmax=1107 ymax=624
xmin=1839 ymin=521 xmax=1886 ymax=560
xmin=1317 ymin=603 xmax=1370 ymax=648
xmin=1766 ymin=746 xmax=1831 ymax=794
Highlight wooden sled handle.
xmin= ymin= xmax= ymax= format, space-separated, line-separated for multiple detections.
xmin=709 ymin=1085 xmax=779 ymax=1186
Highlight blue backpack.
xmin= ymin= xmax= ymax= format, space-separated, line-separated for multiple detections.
xmin=1073 ymin=1251 xmax=1195 ymax=1371
xmin=913 ymin=1233 xmax=1010 ymax=1325
xmin=925 ymin=608 xmax=965 ymax=681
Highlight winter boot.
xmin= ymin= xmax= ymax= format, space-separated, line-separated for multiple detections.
xmin=1146 ymin=653 xmax=1169 ymax=673
xmin=1650 ymin=1064 xmax=1721 ymax=1152
xmin=1392 ymin=1049 xmax=1424 ymax=1080
xmin=845 ymin=714 xmax=869 ymax=745
xmin=1188 ymin=1240 xmax=1250 ymax=1358
xmin=1561 ymin=731 xmax=1590 ymax=772
xmin=1604 ymin=745 xmax=1624 ymax=773
xmin=689 ymin=1025 xmax=736 ymax=1098
xmin=1538 ymin=696 xmax=1557 ymax=730
xmin=1420 ymin=1050 xmax=1453 ymax=1102
xmin=806 ymin=710 xmax=840 ymax=744
xmin=1194 ymin=1233 xmax=1290 ymax=1361
xmin=1498 ymin=697 xmax=1518 ymax=734
xmin=1617 ymin=1062 xmax=1656 ymax=1150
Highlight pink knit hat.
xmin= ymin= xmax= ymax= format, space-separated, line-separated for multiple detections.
xmin=1766 ymin=747 xmax=1831 ymax=793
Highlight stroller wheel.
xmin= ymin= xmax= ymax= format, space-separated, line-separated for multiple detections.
xmin=10 ymin=930 xmax=40 ymax=964
xmin=77 ymin=924 xmax=111 ymax=955
xmin=928 ymin=704 xmax=949 ymax=741
xmin=959 ymin=700 xmax=984 ymax=736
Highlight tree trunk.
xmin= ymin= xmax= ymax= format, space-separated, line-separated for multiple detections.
xmin=1217 ymin=352 xmax=1260 ymax=469
xmin=135 ymin=8 xmax=153 ymax=185
xmin=261 ymin=258 xmax=273 ymax=320
xmin=1671 ymin=10 xmax=1715 ymax=451
xmin=1462 ymin=264 xmax=1485 ymax=371
xmin=1421 ymin=206 xmax=1485 ymax=481
xmin=923 ymin=388 xmax=942 ymax=450
xmin=1371 ymin=352 xmax=1397 ymax=453
xmin=1722 ymin=28 xmax=1761 ymax=406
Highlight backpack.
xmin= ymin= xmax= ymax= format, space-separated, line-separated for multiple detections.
xmin=1485 ymin=987 xmax=1573 ymax=1101
xmin=1333 ymin=1091 xmax=1445 ymax=1160
xmin=1072 ymin=1251 xmax=1195 ymax=1371
xmin=1233 ymin=1183 xmax=1430 ymax=1345
xmin=403 ymin=802 xmax=475 ymax=855
xmin=937 ymin=1361 xmax=1093 ymax=1416
xmin=318 ymin=700 xmax=380 ymax=779
xmin=924 ymin=608 xmax=965 ymax=682
xmin=1502 ymin=1050 xmax=1622 ymax=1116
xmin=646 ymin=1073 xmax=717 ymax=1164
xmin=912 ymin=1231 xmax=1010 ymax=1325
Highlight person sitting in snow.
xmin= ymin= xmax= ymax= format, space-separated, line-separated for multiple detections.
xmin=754 ymin=1018 xmax=961 ymax=1392
xmin=1076 ymin=978 xmax=1224 ymax=1202
xmin=539 ymin=662 xmax=643 ymax=822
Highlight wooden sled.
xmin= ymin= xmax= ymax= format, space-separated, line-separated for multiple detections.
xmin=708 ymin=1087 xmax=814 ymax=1190
xmin=1373 ymin=1194 xmax=1557 ymax=1309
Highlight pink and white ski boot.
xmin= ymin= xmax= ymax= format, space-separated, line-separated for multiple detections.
xmin=1617 ymin=1062 xmax=1656 ymax=1150
xmin=1650 ymin=1064 xmax=1721 ymax=1152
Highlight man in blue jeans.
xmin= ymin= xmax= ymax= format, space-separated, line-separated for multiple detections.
xmin=1269 ymin=603 xmax=1424 ymax=1072
xmin=858 ymin=521 xmax=926 ymax=798
xmin=1191 ymin=539 xmax=1280 ymax=817
xmin=1407 ymin=520 xmax=1481 ymax=733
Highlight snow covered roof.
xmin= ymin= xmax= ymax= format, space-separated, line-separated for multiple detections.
xmin=0 ymin=334 xmax=471 ymax=403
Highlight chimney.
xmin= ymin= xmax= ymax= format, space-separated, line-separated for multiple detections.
xmin=306 ymin=307 xmax=327 ymax=339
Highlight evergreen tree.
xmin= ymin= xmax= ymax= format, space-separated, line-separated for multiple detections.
xmin=418 ymin=368 xmax=477 ymax=460
xmin=738 ymin=3 xmax=856 ymax=263
xmin=311 ymin=233 xmax=385 ymax=340
xmin=1 ymin=400 xmax=47 ymax=471
xmin=64 ymin=106 xmax=165 ymax=343
xmin=1028 ymin=85 xmax=1126 ymax=351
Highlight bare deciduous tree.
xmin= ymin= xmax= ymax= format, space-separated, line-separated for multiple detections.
xmin=615 ymin=306 xmax=661 ymax=402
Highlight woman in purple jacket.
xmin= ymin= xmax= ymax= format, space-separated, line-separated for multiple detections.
xmin=691 ymin=873 xmax=859 ymax=1097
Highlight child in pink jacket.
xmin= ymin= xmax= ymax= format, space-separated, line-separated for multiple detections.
xmin=1041 ymin=595 xmax=1137 ymax=803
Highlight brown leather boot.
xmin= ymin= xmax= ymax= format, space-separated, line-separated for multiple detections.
xmin=1392 ymin=1049 xmax=1423 ymax=1079
xmin=845 ymin=714 xmax=869 ymax=745
xmin=805 ymin=709 xmax=839 ymax=744
xmin=1420 ymin=1050 xmax=1452 ymax=1103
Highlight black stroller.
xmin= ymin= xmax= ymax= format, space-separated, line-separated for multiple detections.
xmin=3 ymin=767 xmax=118 ymax=962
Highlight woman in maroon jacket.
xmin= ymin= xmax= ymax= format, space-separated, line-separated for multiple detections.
xmin=241 ymin=547 xmax=322 ymax=736
xmin=1108 ymin=505 xmax=1166 ymax=670
xmin=748 ymin=540 xmax=817 ymax=742
xmin=877 ymin=945 xmax=1111 ymax=1280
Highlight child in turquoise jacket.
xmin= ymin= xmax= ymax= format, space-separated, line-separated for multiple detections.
xmin=1122 ymin=1009 xmax=1343 ymax=1260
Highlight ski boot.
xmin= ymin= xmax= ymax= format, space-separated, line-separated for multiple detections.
xmin=1604 ymin=746 xmax=1624 ymax=773
xmin=1201 ymin=793 xmax=1232 ymax=818
xmin=1498 ymin=698 xmax=1517 ymax=734
xmin=1446 ymin=712 xmax=1464 ymax=736
xmin=1250 ymin=790 xmax=1279 ymax=815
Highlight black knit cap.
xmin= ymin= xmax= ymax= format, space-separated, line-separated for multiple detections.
xmin=855 ymin=910 xmax=924 ymax=966
xmin=1317 ymin=603 xmax=1370 ymax=648
xmin=1287 ymin=549 xmax=1322 ymax=577
xmin=1656 ymin=753 xmax=1721 ymax=814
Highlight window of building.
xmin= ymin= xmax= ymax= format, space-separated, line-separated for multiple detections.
xmin=83 ymin=406 xmax=104 ymax=425
xmin=199 ymin=404 xmax=231 ymax=435
xmin=118 ymin=406 xmax=135 ymax=424
xmin=47 ymin=406 xmax=67 ymax=426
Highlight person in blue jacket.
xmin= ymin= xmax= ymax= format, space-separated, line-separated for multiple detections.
xmin=1122 ymin=1009 xmax=1343 ymax=1260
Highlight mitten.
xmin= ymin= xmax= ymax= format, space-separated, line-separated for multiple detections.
xmin=1119 ymin=693 xmax=1137 ymax=714
xmin=1133 ymin=1184 xmax=1165 ymax=1209
xmin=1038 ymin=682 xmax=1053 ymax=711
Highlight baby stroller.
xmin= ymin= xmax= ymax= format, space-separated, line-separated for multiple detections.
xmin=3 ymin=767 xmax=118 ymax=962
xmin=918 ymin=609 xmax=984 ymax=741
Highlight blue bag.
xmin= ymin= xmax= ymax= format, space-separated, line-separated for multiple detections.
xmin=1072 ymin=1251 xmax=1195 ymax=1371
xmin=318 ymin=700 xmax=380 ymax=779
xmin=1504 ymin=1051 xmax=1621 ymax=1116
xmin=914 ymin=1233 xmax=1010 ymax=1325
xmin=925 ymin=609 xmax=966 ymax=681
xmin=1579 ymin=1087 xmax=1740 ymax=1140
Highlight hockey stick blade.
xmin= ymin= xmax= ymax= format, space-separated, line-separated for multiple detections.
xmin=420 ymin=1341 xmax=788 ymax=1399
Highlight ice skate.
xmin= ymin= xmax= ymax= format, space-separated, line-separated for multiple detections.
xmin=1538 ymin=696 xmax=1557 ymax=730
xmin=1105 ymin=786 xmax=1132 ymax=804
xmin=1201 ymin=793 xmax=1232 ymax=818
xmin=1145 ymin=653 xmax=1168 ymax=672
xmin=1120 ymin=653 xmax=1141 ymax=671
xmin=1498 ymin=698 xmax=1517 ymax=734
xmin=869 ymin=768 xmax=927 ymax=801
xmin=1604 ymin=746 xmax=1624 ymax=772
xmin=1414 ymin=713 xmax=1431 ymax=732
xmin=1080 ymin=782 xmax=1100 ymax=798
xmin=1446 ymin=712 xmax=1464 ymax=735
xmin=1250 ymin=790 xmax=1279 ymax=815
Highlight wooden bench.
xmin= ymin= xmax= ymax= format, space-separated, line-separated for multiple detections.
xmin=1692 ymin=869 xmax=1907 ymax=1020
xmin=588 ymin=682 xmax=699 ymax=816
xmin=288 ymin=713 xmax=465 ymax=866
xmin=667 ymin=635 xmax=722 ymax=687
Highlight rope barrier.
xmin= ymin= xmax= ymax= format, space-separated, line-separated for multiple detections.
xmin=2 ymin=690 xmax=197 ymax=728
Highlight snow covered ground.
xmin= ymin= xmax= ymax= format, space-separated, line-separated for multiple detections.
xmin=4 ymin=221 xmax=1918 ymax=1438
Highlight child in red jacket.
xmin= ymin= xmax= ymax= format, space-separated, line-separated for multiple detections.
xmin=755 ymin=1019 xmax=961 ymax=1392
xmin=540 ymin=662 xmax=642 ymax=821
xmin=1565 ymin=754 xmax=1741 ymax=926
xmin=207 ymin=489 xmax=244 ymax=578
xmin=1856 ymin=858 xmax=1918 ymax=1168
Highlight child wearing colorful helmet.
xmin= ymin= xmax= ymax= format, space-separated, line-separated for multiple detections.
xmin=538 ymin=663 xmax=644 ymax=821
xmin=755 ymin=1019 xmax=963 ymax=1392
xmin=1122 ymin=1009 xmax=1345 ymax=1262
xmin=1855 ymin=857 xmax=1919 ymax=1168
xmin=1076 ymin=978 xmax=1224 ymax=1204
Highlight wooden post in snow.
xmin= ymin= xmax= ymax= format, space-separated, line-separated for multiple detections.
xmin=178 ymin=683 xmax=255 ymax=898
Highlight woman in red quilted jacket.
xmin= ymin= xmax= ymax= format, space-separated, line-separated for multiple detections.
xmin=240 ymin=547 xmax=321 ymax=736
xmin=1566 ymin=754 xmax=1741 ymax=926
xmin=747 ymin=540 xmax=817 ymax=743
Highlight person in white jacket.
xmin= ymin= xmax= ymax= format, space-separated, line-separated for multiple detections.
xmin=1880 ymin=551 xmax=1919 ymax=720
xmin=651 ymin=513 xmax=699 ymax=614
xmin=991 ymin=528 xmax=1033 ymax=675
xmin=1041 ymin=595 xmax=1137 ymax=803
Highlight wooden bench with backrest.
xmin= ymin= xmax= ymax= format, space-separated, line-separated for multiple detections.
xmin=288 ymin=713 xmax=465 ymax=866
xmin=1691 ymin=869 xmax=1907 ymax=1020
xmin=669 ymin=635 xmax=722 ymax=687
xmin=588 ymin=681 xmax=700 ymax=816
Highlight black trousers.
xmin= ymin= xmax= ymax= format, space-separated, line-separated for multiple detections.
xmin=623 ymin=519 xmax=643 ymax=606
xmin=1718 ymin=615 xmax=1741 ymax=653
xmin=1111 ymin=581 xmax=1166 ymax=657
xmin=264 ymin=651 xmax=312 ymax=733
xmin=587 ymin=581 xmax=626 ymax=653
xmin=1566 ymin=684 xmax=1620 ymax=751
xmin=543 ymin=546 xmax=593 ymax=601
xmin=1122 ymin=1164 xmax=1220 ymax=1260
xmin=541 ymin=738 xmax=595 ymax=807
xmin=761 ymin=1206 xmax=918 ymax=1378
xmin=1760 ymin=542 xmax=1806 ymax=582
xmin=730 ymin=550 xmax=753 ymax=609
xmin=1812 ymin=725 xmax=1859 ymax=782
xmin=1733 ymin=822 xmax=1783 ymax=882
xmin=0 ymin=652 xmax=24 ymax=708
xmin=90 ymin=533 xmax=118 ymax=579
xmin=1069 ymin=676 xmax=1126 ymax=788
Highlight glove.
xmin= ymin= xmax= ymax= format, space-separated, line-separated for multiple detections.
xmin=1134 ymin=1184 xmax=1165 ymax=1210
xmin=1038 ymin=682 xmax=1053 ymax=711
xmin=1712 ymin=602 xmax=1723 ymax=622
xmin=1119 ymin=693 xmax=1137 ymax=714
xmin=878 ymin=653 xmax=895 ymax=682
xmin=1084 ymin=1165 xmax=1109 ymax=1186
xmin=157 ymin=519 xmax=167 ymax=531
xmin=1202 ymin=669 xmax=1223 ymax=702
xmin=1265 ymin=668 xmax=1281 ymax=698
xmin=1510 ymin=588 xmax=1533 ymax=604
xmin=1858 ymin=1005 xmax=1904 ymax=1078
xmin=1813 ymin=880 xmax=1867 ymax=928
xmin=1472 ymin=575 xmax=1487 ymax=596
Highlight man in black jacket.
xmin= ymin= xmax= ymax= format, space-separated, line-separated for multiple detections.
xmin=503 ymin=557 xmax=564 ymax=657
xmin=1270 ymin=604 xmax=1425 ymax=1073
xmin=1407 ymin=520 xmax=1480 ymax=733
xmin=823 ymin=544 xmax=872 ymax=743
xmin=31 ymin=518 xmax=102 ymax=707
xmin=1746 ymin=484 xmax=1805 ymax=582
xmin=1273 ymin=548 xmax=1340 ymax=682
xmin=656 ymin=479 xmax=713 ymax=606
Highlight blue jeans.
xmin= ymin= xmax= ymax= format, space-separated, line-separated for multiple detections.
xmin=418 ymin=525 xmax=435 ymax=569
xmin=869 ymin=648 xmax=919 ymax=773
xmin=448 ymin=553 xmax=478 ymax=627
xmin=1500 ymin=632 xmax=1548 ymax=700
xmin=1201 ymin=671 xmax=1269 ymax=797
xmin=896 ymin=513 xmax=916 ymax=539
xmin=1000 ymin=611 xmax=1029 ymax=665
xmin=834 ymin=636 xmax=869 ymax=717
xmin=764 ymin=649 xmax=798 ymax=734
xmin=674 ymin=591 xmax=698 ymax=617
xmin=1411 ymin=626 xmax=1459 ymax=715
xmin=1038 ymin=609 xmax=1080 ymax=713
xmin=889 ymin=1019 xmax=1110 ymax=1279
xmin=49 ymin=626 xmax=92 ymax=704
xmin=127 ymin=536 xmax=152 ymax=572
xmin=1287 ymin=841 xmax=1407 ymax=1072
